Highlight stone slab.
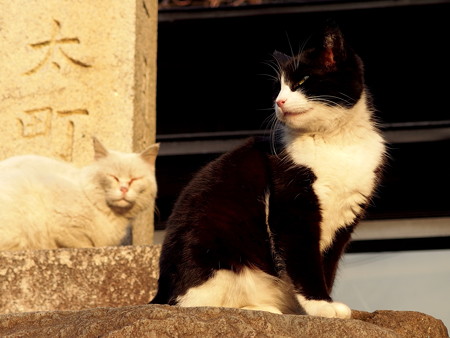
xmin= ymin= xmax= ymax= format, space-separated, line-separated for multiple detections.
xmin=0 ymin=0 xmax=158 ymax=243
xmin=0 ymin=245 xmax=161 ymax=314
xmin=0 ymin=0 xmax=157 ymax=163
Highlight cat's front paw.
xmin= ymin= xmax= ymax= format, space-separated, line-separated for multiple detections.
xmin=297 ymin=295 xmax=351 ymax=319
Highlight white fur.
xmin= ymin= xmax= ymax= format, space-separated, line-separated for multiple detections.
xmin=174 ymin=78 xmax=385 ymax=318
xmin=273 ymin=77 xmax=385 ymax=319
xmin=296 ymin=294 xmax=351 ymax=319
xmin=0 ymin=141 xmax=158 ymax=251
xmin=176 ymin=83 xmax=384 ymax=317
xmin=176 ymin=267 xmax=303 ymax=315
xmin=276 ymin=78 xmax=385 ymax=252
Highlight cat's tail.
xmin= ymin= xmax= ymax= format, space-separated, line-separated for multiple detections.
xmin=149 ymin=275 xmax=174 ymax=305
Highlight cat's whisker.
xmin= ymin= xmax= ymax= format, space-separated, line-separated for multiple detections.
xmin=266 ymin=114 xmax=278 ymax=132
xmin=261 ymin=108 xmax=281 ymax=156
xmin=270 ymin=122 xmax=284 ymax=158
xmin=309 ymin=95 xmax=353 ymax=108
xmin=262 ymin=59 xmax=281 ymax=74
xmin=309 ymin=98 xmax=342 ymax=108
xmin=263 ymin=112 xmax=283 ymax=158
xmin=285 ymin=31 xmax=295 ymax=59
xmin=295 ymin=38 xmax=309 ymax=70
xmin=261 ymin=108 xmax=276 ymax=124
xmin=311 ymin=94 xmax=352 ymax=103
xmin=258 ymin=73 xmax=279 ymax=82
xmin=337 ymin=91 xmax=356 ymax=102
xmin=154 ymin=205 xmax=161 ymax=218
xmin=269 ymin=56 xmax=283 ymax=81
xmin=258 ymin=107 xmax=277 ymax=112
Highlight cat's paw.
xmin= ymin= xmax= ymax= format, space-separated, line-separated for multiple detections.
xmin=297 ymin=295 xmax=351 ymax=319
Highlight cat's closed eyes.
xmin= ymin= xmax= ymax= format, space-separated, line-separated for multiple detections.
xmin=0 ymin=137 xmax=159 ymax=251
xmin=150 ymin=21 xmax=386 ymax=318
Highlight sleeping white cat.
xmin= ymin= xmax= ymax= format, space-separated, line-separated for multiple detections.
xmin=0 ymin=137 xmax=159 ymax=251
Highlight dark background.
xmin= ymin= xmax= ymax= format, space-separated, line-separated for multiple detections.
xmin=154 ymin=1 xmax=450 ymax=242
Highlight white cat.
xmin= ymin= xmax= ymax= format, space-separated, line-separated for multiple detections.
xmin=0 ymin=137 xmax=159 ymax=251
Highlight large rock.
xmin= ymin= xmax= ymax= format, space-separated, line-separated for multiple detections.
xmin=0 ymin=305 xmax=448 ymax=337
xmin=0 ymin=245 xmax=448 ymax=337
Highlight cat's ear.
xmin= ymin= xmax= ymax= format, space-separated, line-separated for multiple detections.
xmin=140 ymin=143 xmax=160 ymax=165
xmin=273 ymin=50 xmax=291 ymax=65
xmin=315 ymin=20 xmax=346 ymax=70
xmin=92 ymin=137 xmax=109 ymax=160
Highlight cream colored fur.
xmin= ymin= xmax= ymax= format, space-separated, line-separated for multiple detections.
xmin=0 ymin=138 xmax=159 ymax=251
xmin=176 ymin=267 xmax=304 ymax=315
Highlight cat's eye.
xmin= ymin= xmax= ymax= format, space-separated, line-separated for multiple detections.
xmin=108 ymin=174 xmax=119 ymax=182
xmin=108 ymin=175 xmax=142 ymax=185
xmin=129 ymin=177 xmax=142 ymax=184
xmin=293 ymin=75 xmax=309 ymax=90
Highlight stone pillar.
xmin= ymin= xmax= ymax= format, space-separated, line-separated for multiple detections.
xmin=0 ymin=0 xmax=158 ymax=244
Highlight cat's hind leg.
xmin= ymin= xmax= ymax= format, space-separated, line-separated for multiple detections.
xmin=176 ymin=267 xmax=303 ymax=315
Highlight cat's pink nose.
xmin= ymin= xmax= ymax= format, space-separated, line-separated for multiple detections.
xmin=276 ymin=99 xmax=286 ymax=107
xmin=120 ymin=186 xmax=128 ymax=194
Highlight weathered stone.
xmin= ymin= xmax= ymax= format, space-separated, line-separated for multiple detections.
xmin=352 ymin=310 xmax=450 ymax=338
xmin=0 ymin=245 xmax=161 ymax=313
xmin=0 ymin=0 xmax=158 ymax=244
xmin=0 ymin=245 xmax=447 ymax=337
xmin=0 ymin=305 xmax=448 ymax=337
xmin=0 ymin=0 xmax=157 ymax=163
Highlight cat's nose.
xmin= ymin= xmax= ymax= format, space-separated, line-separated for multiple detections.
xmin=276 ymin=99 xmax=286 ymax=107
xmin=120 ymin=186 xmax=128 ymax=194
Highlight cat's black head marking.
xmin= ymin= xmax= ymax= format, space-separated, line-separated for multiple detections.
xmin=273 ymin=20 xmax=365 ymax=108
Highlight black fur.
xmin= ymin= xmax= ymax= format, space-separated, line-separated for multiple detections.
xmin=151 ymin=22 xmax=384 ymax=314
xmin=151 ymin=135 xmax=362 ymax=307
xmin=274 ymin=21 xmax=364 ymax=108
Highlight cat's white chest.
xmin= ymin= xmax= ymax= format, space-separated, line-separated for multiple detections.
xmin=286 ymin=129 xmax=384 ymax=252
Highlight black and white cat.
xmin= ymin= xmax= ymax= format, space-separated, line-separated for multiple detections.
xmin=151 ymin=21 xmax=386 ymax=318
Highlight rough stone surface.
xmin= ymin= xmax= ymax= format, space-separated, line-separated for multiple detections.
xmin=352 ymin=310 xmax=449 ymax=338
xmin=0 ymin=0 xmax=158 ymax=244
xmin=0 ymin=245 xmax=161 ymax=314
xmin=0 ymin=305 xmax=448 ymax=338
xmin=0 ymin=245 xmax=448 ymax=337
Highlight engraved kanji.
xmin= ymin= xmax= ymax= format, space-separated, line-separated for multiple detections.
xmin=18 ymin=107 xmax=89 ymax=161
xmin=24 ymin=19 xmax=92 ymax=75
xmin=18 ymin=107 xmax=52 ymax=137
